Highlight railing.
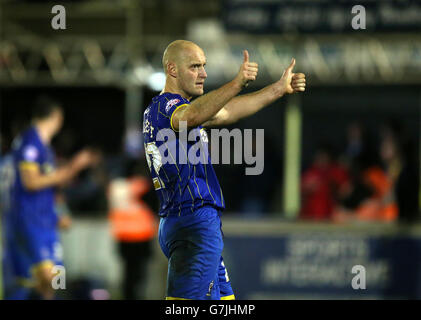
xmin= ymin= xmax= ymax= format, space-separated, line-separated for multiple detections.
xmin=1 ymin=34 xmax=421 ymax=86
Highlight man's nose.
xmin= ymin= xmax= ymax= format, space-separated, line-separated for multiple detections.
xmin=200 ymin=67 xmax=207 ymax=79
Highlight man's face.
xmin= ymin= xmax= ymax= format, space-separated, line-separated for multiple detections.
xmin=176 ymin=46 xmax=207 ymax=97
xmin=50 ymin=109 xmax=64 ymax=136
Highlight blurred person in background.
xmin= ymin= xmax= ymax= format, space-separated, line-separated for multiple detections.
xmin=108 ymin=159 xmax=158 ymax=300
xmin=300 ymin=144 xmax=350 ymax=221
xmin=345 ymin=122 xmax=364 ymax=160
xmin=332 ymin=122 xmax=411 ymax=223
xmin=332 ymin=122 xmax=380 ymax=223
xmin=342 ymin=122 xmax=374 ymax=168
xmin=332 ymin=159 xmax=397 ymax=223
xmin=381 ymin=122 xmax=419 ymax=223
xmin=2 ymin=96 xmax=97 ymax=300
xmin=143 ymin=40 xmax=305 ymax=300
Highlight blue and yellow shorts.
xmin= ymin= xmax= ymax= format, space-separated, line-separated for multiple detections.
xmin=159 ymin=206 xmax=235 ymax=300
xmin=3 ymin=224 xmax=62 ymax=299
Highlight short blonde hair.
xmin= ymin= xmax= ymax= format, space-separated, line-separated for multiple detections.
xmin=162 ymin=40 xmax=201 ymax=74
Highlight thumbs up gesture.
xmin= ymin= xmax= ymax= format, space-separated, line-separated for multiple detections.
xmin=235 ymin=50 xmax=259 ymax=88
xmin=278 ymin=58 xmax=306 ymax=95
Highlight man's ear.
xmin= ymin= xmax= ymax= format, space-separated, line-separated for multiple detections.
xmin=167 ymin=62 xmax=177 ymax=78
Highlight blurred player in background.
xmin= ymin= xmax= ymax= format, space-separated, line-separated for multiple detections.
xmin=2 ymin=96 xmax=97 ymax=300
xmin=143 ymin=40 xmax=306 ymax=300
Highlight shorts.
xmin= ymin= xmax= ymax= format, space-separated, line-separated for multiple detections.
xmin=158 ymin=206 xmax=234 ymax=300
xmin=3 ymin=222 xmax=63 ymax=299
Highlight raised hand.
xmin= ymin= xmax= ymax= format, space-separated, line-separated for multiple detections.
xmin=278 ymin=58 xmax=306 ymax=95
xmin=235 ymin=50 xmax=259 ymax=88
xmin=70 ymin=149 xmax=98 ymax=172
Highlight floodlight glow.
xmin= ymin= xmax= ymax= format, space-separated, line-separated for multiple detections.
xmin=147 ymin=72 xmax=166 ymax=91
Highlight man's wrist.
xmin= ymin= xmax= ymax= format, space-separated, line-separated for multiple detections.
xmin=231 ymin=77 xmax=244 ymax=92
xmin=272 ymin=81 xmax=286 ymax=98
xmin=62 ymin=165 xmax=76 ymax=182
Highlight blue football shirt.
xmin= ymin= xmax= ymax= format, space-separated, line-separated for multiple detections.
xmin=142 ymin=92 xmax=225 ymax=217
xmin=8 ymin=126 xmax=58 ymax=230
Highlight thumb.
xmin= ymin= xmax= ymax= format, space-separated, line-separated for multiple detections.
xmin=243 ymin=50 xmax=249 ymax=63
xmin=286 ymin=58 xmax=296 ymax=72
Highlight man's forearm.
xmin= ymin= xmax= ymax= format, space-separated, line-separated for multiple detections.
xmin=21 ymin=166 xmax=76 ymax=191
xmin=173 ymin=80 xmax=242 ymax=130
xmin=223 ymin=82 xmax=283 ymax=124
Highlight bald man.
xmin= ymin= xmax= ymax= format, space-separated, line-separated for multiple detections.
xmin=143 ymin=40 xmax=306 ymax=300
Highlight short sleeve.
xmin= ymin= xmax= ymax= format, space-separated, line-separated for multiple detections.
xmin=17 ymin=143 xmax=42 ymax=171
xmin=160 ymin=96 xmax=189 ymax=132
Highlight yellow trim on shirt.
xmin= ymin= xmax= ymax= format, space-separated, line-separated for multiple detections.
xmin=19 ymin=161 xmax=39 ymax=171
xmin=166 ymin=296 xmax=192 ymax=300
xmin=170 ymin=104 xmax=189 ymax=132
xmin=221 ymin=294 xmax=236 ymax=300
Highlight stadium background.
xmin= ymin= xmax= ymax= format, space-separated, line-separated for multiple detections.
xmin=0 ymin=0 xmax=420 ymax=299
